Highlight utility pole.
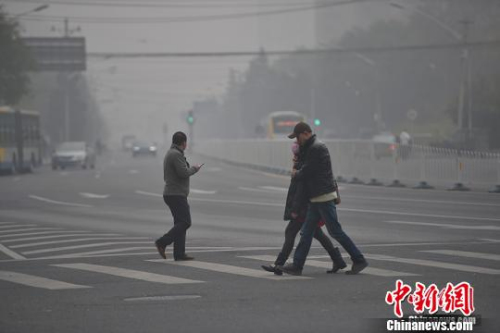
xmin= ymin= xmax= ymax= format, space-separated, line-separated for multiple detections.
xmin=458 ymin=19 xmax=473 ymax=132
xmin=460 ymin=19 xmax=474 ymax=132
xmin=57 ymin=18 xmax=80 ymax=141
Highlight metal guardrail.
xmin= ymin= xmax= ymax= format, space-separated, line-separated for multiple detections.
xmin=194 ymin=139 xmax=500 ymax=192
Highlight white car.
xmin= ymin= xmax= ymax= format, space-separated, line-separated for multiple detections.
xmin=51 ymin=141 xmax=96 ymax=170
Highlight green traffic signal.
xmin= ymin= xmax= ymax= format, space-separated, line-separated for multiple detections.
xmin=187 ymin=116 xmax=194 ymax=124
xmin=313 ymin=118 xmax=321 ymax=126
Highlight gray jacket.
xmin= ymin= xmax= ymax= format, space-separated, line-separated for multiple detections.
xmin=163 ymin=144 xmax=198 ymax=196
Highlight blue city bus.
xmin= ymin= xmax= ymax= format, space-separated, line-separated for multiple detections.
xmin=0 ymin=106 xmax=42 ymax=173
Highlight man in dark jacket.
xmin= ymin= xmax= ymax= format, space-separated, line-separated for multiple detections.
xmin=279 ymin=122 xmax=368 ymax=276
xmin=261 ymin=142 xmax=346 ymax=275
xmin=155 ymin=131 xmax=203 ymax=261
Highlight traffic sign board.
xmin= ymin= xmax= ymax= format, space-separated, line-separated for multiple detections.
xmin=22 ymin=37 xmax=86 ymax=71
xmin=407 ymin=109 xmax=418 ymax=121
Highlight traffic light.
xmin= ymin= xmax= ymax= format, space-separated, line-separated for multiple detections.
xmin=186 ymin=110 xmax=194 ymax=125
xmin=313 ymin=118 xmax=321 ymax=126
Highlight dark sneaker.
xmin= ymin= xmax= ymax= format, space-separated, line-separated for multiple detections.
xmin=346 ymin=260 xmax=368 ymax=275
xmin=175 ymin=255 xmax=195 ymax=261
xmin=261 ymin=264 xmax=283 ymax=276
xmin=155 ymin=241 xmax=166 ymax=259
xmin=278 ymin=263 xmax=302 ymax=276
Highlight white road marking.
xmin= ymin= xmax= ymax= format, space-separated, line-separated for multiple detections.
xmin=128 ymin=169 xmax=139 ymax=174
xmin=95 ymin=172 xmax=101 ymax=179
xmin=343 ymin=194 xmax=500 ymax=208
xmin=238 ymin=187 xmax=277 ymax=193
xmin=0 ymin=227 xmax=62 ymax=235
xmin=40 ymin=247 xmax=154 ymax=259
xmin=54 ymin=263 xmax=203 ymax=284
xmin=0 ymin=222 xmax=17 ymax=225
xmin=124 ymin=295 xmax=201 ymax=302
xmin=148 ymin=259 xmax=309 ymax=280
xmin=340 ymin=208 xmax=500 ymax=222
xmin=422 ymin=250 xmax=500 ymax=261
xmin=138 ymin=194 xmax=500 ymax=222
xmin=135 ymin=190 xmax=161 ymax=197
xmin=385 ymin=221 xmax=500 ymax=231
xmin=260 ymin=186 xmax=288 ymax=192
xmin=36 ymin=246 xmax=280 ymax=260
xmin=365 ymin=254 xmax=500 ymax=275
xmin=241 ymin=255 xmax=417 ymax=277
xmin=12 ymin=177 xmax=20 ymax=182
xmin=0 ymin=244 xmax=26 ymax=260
xmin=0 ymin=271 xmax=89 ymax=290
xmin=191 ymin=189 xmax=217 ymax=195
xmin=22 ymin=241 xmax=152 ymax=255
xmin=481 ymin=238 xmax=500 ymax=243
xmin=1 ymin=232 xmax=103 ymax=243
xmin=11 ymin=237 xmax=148 ymax=249
xmin=29 ymin=195 xmax=92 ymax=208
xmin=79 ymin=192 xmax=110 ymax=199
xmin=0 ymin=224 xmax=37 ymax=230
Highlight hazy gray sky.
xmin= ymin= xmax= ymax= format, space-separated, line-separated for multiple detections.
xmin=3 ymin=0 xmax=394 ymax=144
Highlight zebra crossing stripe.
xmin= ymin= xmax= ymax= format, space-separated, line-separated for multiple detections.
xmin=2 ymin=233 xmax=118 ymax=243
xmin=422 ymin=250 xmax=500 ymax=261
xmin=11 ymin=237 xmax=148 ymax=249
xmin=0 ymin=231 xmax=88 ymax=240
xmin=240 ymin=255 xmax=417 ymax=277
xmin=22 ymin=241 xmax=152 ymax=255
xmin=0 ymin=227 xmax=61 ymax=235
xmin=0 ymin=224 xmax=37 ymax=230
xmin=0 ymin=271 xmax=89 ymax=290
xmin=148 ymin=259 xmax=309 ymax=280
xmin=0 ymin=229 xmax=63 ymax=239
xmin=54 ymin=263 xmax=203 ymax=284
xmin=0 ymin=244 xmax=25 ymax=260
xmin=366 ymin=254 xmax=500 ymax=275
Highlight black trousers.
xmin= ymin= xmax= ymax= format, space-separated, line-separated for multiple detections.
xmin=157 ymin=195 xmax=192 ymax=259
xmin=275 ymin=219 xmax=336 ymax=266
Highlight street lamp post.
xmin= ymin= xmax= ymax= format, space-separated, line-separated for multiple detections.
xmin=389 ymin=2 xmax=472 ymax=133
xmin=352 ymin=52 xmax=383 ymax=131
xmin=12 ymin=4 xmax=49 ymax=18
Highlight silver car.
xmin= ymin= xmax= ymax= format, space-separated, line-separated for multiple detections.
xmin=51 ymin=141 xmax=96 ymax=170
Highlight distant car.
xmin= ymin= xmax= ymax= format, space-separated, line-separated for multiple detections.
xmin=132 ymin=142 xmax=157 ymax=157
xmin=121 ymin=134 xmax=136 ymax=151
xmin=372 ymin=132 xmax=397 ymax=159
xmin=52 ymin=141 xmax=96 ymax=170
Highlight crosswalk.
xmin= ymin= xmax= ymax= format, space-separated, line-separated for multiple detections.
xmin=1 ymin=248 xmax=499 ymax=290
xmin=1 ymin=222 xmax=499 ymax=291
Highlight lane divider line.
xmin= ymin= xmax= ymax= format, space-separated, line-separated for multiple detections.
xmin=29 ymin=195 xmax=92 ymax=208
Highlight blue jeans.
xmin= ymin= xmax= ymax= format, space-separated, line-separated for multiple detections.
xmin=293 ymin=200 xmax=364 ymax=269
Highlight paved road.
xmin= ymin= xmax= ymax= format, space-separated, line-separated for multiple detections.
xmin=1 ymin=150 xmax=499 ymax=333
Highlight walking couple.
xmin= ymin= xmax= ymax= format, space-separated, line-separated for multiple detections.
xmin=262 ymin=122 xmax=368 ymax=276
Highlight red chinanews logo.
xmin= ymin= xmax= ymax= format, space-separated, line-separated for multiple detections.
xmin=385 ymin=280 xmax=475 ymax=318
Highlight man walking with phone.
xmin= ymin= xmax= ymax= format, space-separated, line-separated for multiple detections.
xmin=155 ymin=131 xmax=203 ymax=261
